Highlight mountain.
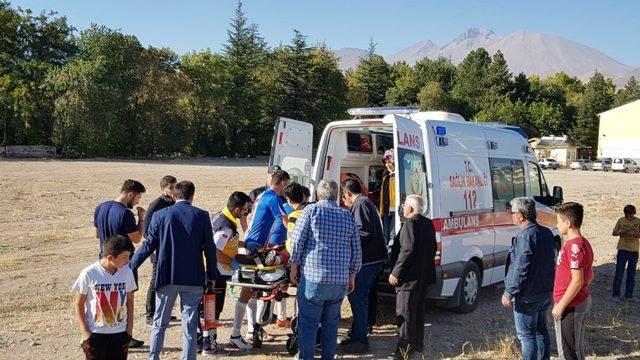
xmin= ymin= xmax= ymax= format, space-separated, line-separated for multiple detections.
xmin=385 ymin=40 xmax=439 ymax=65
xmin=334 ymin=28 xmax=636 ymax=84
xmin=334 ymin=47 xmax=368 ymax=72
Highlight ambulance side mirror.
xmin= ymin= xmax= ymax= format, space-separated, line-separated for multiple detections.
xmin=552 ymin=186 xmax=563 ymax=205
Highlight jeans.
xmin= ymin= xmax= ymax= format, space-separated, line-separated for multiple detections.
xmin=149 ymin=285 xmax=203 ymax=360
xmin=348 ymin=262 xmax=383 ymax=344
xmin=297 ymin=277 xmax=347 ymax=360
xmin=612 ymin=250 xmax=638 ymax=298
xmin=513 ymin=299 xmax=551 ymax=360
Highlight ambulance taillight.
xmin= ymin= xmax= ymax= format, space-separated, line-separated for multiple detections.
xmin=434 ymin=239 xmax=442 ymax=266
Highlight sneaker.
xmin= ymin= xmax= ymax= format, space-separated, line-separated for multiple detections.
xmin=276 ymin=319 xmax=291 ymax=328
xmin=625 ymin=297 xmax=639 ymax=303
xmin=230 ymin=335 xmax=253 ymax=350
xmin=202 ymin=342 xmax=231 ymax=356
xmin=247 ymin=329 xmax=275 ymax=343
xmin=129 ymin=337 xmax=144 ymax=348
xmin=612 ymin=296 xmax=624 ymax=303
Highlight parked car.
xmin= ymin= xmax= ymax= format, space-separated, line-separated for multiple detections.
xmin=570 ymin=159 xmax=592 ymax=170
xmin=593 ymin=158 xmax=612 ymax=171
xmin=538 ymin=158 xmax=558 ymax=170
xmin=612 ymin=158 xmax=640 ymax=173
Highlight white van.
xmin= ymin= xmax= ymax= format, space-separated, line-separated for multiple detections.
xmin=268 ymin=107 xmax=563 ymax=313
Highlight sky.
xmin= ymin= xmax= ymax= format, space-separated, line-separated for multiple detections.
xmin=11 ymin=0 xmax=640 ymax=67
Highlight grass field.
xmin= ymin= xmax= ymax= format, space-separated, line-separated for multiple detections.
xmin=0 ymin=159 xmax=639 ymax=359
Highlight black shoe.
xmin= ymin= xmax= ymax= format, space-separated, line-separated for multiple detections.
xmin=129 ymin=337 xmax=144 ymax=348
xmin=342 ymin=341 xmax=369 ymax=354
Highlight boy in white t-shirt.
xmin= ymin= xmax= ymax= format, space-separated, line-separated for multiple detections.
xmin=73 ymin=235 xmax=137 ymax=360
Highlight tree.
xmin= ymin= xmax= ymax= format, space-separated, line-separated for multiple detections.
xmin=131 ymin=47 xmax=189 ymax=156
xmin=349 ymin=39 xmax=392 ymax=107
xmin=261 ymin=30 xmax=314 ymax=122
xmin=484 ymin=50 xmax=512 ymax=103
xmin=180 ymin=50 xmax=230 ymax=155
xmin=1 ymin=2 xmax=75 ymax=146
xmin=385 ymin=62 xmax=417 ymax=106
xmin=571 ymin=72 xmax=613 ymax=150
xmin=221 ymin=0 xmax=268 ymax=155
xmin=614 ymin=76 xmax=640 ymax=107
xmin=452 ymin=48 xmax=492 ymax=117
xmin=418 ymin=81 xmax=456 ymax=112
xmin=47 ymin=25 xmax=143 ymax=155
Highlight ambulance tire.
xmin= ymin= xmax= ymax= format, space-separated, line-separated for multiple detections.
xmin=455 ymin=262 xmax=481 ymax=314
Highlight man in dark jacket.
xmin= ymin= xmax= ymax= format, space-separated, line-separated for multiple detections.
xmin=502 ymin=197 xmax=556 ymax=360
xmin=389 ymin=195 xmax=436 ymax=358
xmin=340 ymin=178 xmax=388 ymax=353
xmin=143 ymin=175 xmax=177 ymax=325
xmin=129 ymin=181 xmax=216 ymax=360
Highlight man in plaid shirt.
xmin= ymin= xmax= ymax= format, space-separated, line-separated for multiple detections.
xmin=289 ymin=179 xmax=362 ymax=360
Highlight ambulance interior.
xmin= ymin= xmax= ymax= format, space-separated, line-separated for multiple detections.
xmin=319 ymin=125 xmax=395 ymax=210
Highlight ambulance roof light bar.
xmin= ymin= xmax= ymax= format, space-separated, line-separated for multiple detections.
xmin=347 ymin=106 xmax=419 ymax=118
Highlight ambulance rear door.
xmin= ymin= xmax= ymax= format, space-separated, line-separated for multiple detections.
xmin=392 ymin=115 xmax=430 ymax=224
xmin=268 ymin=117 xmax=313 ymax=187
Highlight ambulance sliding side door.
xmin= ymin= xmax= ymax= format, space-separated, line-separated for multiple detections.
xmin=269 ymin=117 xmax=313 ymax=188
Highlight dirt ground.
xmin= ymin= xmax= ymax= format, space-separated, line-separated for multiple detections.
xmin=1 ymin=159 xmax=639 ymax=360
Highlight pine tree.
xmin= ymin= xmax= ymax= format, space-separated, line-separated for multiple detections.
xmin=350 ymin=39 xmax=391 ymax=107
xmin=452 ymin=48 xmax=492 ymax=117
xmin=221 ymin=0 xmax=268 ymax=155
xmin=613 ymin=76 xmax=640 ymax=107
xmin=571 ymin=72 xmax=613 ymax=150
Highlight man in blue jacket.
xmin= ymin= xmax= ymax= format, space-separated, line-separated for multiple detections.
xmin=129 ymin=181 xmax=216 ymax=360
xmin=502 ymin=197 xmax=556 ymax=360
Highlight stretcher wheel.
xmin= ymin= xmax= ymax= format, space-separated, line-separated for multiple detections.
xmin=253 ymin=323 xmax=262 ymax=348
xmin=286 ymin=334 xmax=299 ymax=355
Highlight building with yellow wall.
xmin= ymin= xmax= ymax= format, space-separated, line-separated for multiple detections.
xmin=597 ymin=99 xmax=640 ymax=159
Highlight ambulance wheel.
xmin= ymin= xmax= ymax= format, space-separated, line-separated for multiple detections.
xmin=454 ymin=261 xmax=481 ymax=314
xmin=253 ymin=323 xmax=263 ymax=348
xmin=286 ymin=334 xmax=299 ymax=355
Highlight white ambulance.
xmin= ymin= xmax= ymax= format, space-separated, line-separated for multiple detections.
xmin=268 ymin=107 xmax=563 ymax=313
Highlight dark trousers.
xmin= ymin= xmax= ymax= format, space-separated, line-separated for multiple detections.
xmin=368 ymin=267 xmax=381 ymax=327
xmin=554 ymin=296 xmax=592 ymax=360
xmin=612 ymin=250 xmax=638 ymax=298
xmin=81 ymin=331 xmax=131 ymax=360
xmin=348 ymin=262 xmax=383 ymax=344
xmin=396 ymin=282 xmax=426 ymax=353
xmin=146 ymin=260 xmax=157 ymax=320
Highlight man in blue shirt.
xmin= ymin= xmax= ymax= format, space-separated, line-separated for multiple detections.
xmin=289 ymin=179 xmax=362 ymax=360
xmin=244 ymin=170 xmax=290 ymax=252
xmin=94 ymin=179 xmax=147 ymax=258
xmin=243 ymin=170 xmax=290 ymax=342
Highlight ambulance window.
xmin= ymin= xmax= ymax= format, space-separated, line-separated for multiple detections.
xmin=489 ymin=158 xmax=526 ymax=211
xmin=398 ymin=148 xmax=429 ymax=214
xmin=528 ymin=162 xmax=549 ymax=198
xmin=376 ymin=134 xmax=394 ymax=154
xmin=347 ymin=132 xmax=373 ymax=153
